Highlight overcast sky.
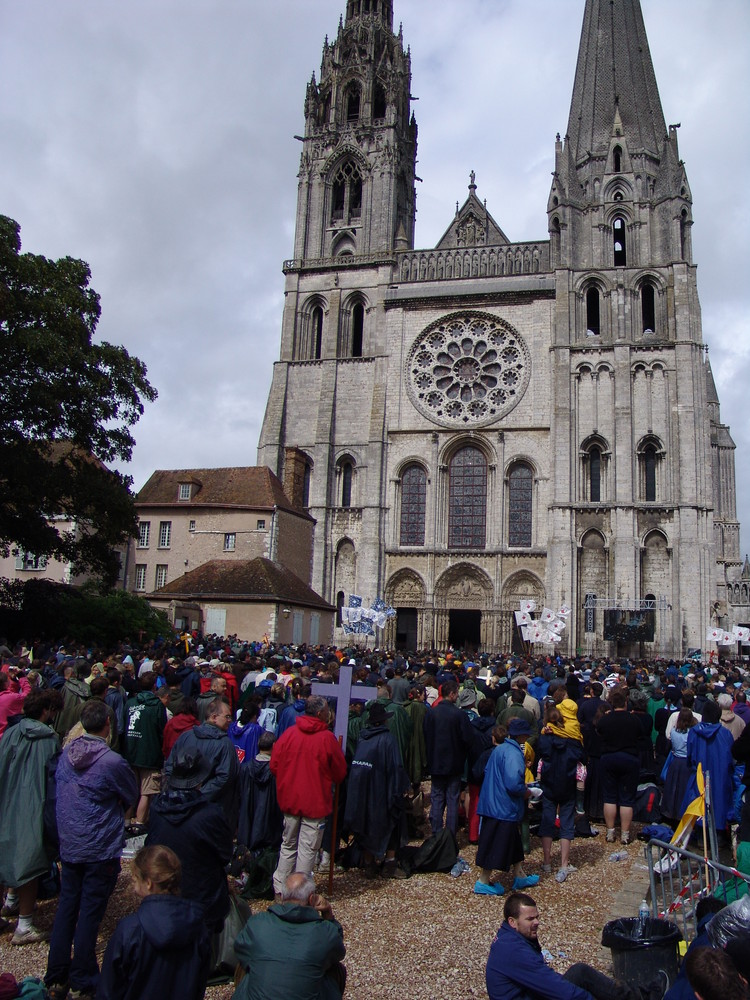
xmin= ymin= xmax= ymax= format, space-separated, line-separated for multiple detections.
xmin=2 ymin=0 xmax=748 ymax=561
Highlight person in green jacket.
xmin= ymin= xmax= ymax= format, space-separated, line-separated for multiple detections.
xmin=124 ymin=671 xmax=167 ymax=827
xmin=233 ymin=872 xmax=346 ymax=1000
xmin=0 ymin=689 xmax=61 ymax=945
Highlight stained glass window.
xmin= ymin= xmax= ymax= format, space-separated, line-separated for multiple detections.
xmin=400 ymin=465 xmax=426 ymax=546
xmin=448 ymin=447 xmax=486 ymax=549
xmin=508 ymin=463 xmax=533 ymax=547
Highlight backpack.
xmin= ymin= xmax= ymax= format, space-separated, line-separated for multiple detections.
xmin=634 ymin=782 xmax=662 ymax=823
xmin=257 ymin=706 xmax=277 ymax=734
xmin=398 ymin=829 xmax=458 ymax=877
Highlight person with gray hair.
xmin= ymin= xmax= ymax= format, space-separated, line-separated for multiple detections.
xmin=270 ymin=695 xmax=347 ymax=897
xmin=233 ymin=872 xmax=346 ymax=1000
xmin=717 ymin=692 xmax=746 ymax=741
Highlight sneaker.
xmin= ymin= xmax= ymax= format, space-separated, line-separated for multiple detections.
xmin=11 ymin=924 xmax=50 ymax=946
xmin=47 ymin=986 xmax=70 ymax=1000
xmin=541 ymin=863 xmax=552 ymax=874
xmin=606 ymin=828 xmax=616 ymax=843
xmin=555 ymin=868 xmax=568 ymax=883
xmin=473 ymin=880 xmax=504 ymax=896
xmin=450 ymin=861 xmax=465 ymax=877
xmin=1 ymin=899 xmax=19 ymax=918
xmin=621 ymin=831 xmax=631 ymax=846
xmin=317 ymin=851 xmax=331 ymax=870
xmin=512 ymin=875 xmax=540 ymax=890
xmin=563 ymin=864 xmax=578 ymax=873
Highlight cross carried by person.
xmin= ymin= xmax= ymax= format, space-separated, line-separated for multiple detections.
xmin=311 ymin=664 xmax=372 ymax=743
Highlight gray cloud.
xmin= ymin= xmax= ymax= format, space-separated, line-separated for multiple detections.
xmin=1 ymin=0 xmax=748 ymax=559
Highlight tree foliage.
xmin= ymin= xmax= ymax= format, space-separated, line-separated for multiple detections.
xmin=0 ymin=578 xmax=171 ymax=647
xmin=0 ymin=215 xmax=157 ymax=583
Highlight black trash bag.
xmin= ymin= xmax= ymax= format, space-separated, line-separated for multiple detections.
xmin=602 ymin=917 xmax=682 ymax=951
xmin=602 ymin=916 xmax=682 ymax=991
xmin=398 ymin=828 xmax=458 ymax=877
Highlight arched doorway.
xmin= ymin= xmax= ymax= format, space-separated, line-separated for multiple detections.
xmin=434 ymin=564 xmax=494 ymax=652
xmin=385 ymin=570 xmax=426 ymax=651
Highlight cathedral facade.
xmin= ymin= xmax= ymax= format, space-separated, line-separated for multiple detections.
xmin=257 ymin=0 xmax=742 ymax=657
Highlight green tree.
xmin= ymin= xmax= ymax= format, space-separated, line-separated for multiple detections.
xmin=0 ymin=215 xmax=157 ymax=584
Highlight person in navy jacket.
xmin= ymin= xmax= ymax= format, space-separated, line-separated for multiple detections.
xmin=486 ymin=892 xmax=646 ymax=1000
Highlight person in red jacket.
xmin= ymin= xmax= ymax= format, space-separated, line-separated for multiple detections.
xmin=270 ymin=695 xmax=347 ymax=897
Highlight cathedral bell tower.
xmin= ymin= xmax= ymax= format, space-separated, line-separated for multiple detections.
xmin=545 ymin=0 xmax=730 ymax=654
xmin=293 ymin=0 xmax=417 ymax=261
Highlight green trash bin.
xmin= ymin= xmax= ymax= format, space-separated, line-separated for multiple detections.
xmin=601 ymin=916 xmax=682 ymax=990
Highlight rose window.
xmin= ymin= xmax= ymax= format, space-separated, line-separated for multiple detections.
xmin=405 ymin=312 xmax=530 ymax=427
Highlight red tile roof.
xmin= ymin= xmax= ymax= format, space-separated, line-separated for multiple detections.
xmin=153 ymin=557 xmax=333 ymax=610
xmin=136 ymin=466 xmax=307 ymax=516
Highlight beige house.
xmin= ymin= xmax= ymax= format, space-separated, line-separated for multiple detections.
xmin=149 ymin=557 xmax=335 ymax=644
xmin=126 ymin=466 xmax=332 ymax=639
xmin=0 ymin=516 xmax=126 ymax=589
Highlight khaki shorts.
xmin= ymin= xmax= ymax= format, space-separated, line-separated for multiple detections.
xmin=134 ymin=767 xmax=162 ymax=796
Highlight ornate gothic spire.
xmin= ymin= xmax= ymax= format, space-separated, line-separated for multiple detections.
xmin=566 ymin=0 xmax=667 ymax=162
xmin=345 ymin=0 xmax=394 ymax=32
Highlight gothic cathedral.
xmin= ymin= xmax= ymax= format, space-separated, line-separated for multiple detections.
xmin=257 ymin=0 xmax=741 ymax=657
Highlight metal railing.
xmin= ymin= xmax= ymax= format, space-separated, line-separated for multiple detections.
xmin=645 ymin=837 xmax=750 ymax=943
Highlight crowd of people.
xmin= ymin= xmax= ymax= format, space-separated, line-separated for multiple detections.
xmin=0 ymin=633 xmax=749 ymax=999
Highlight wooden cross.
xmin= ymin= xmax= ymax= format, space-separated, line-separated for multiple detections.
xmin=311 ymin=664 xmax=372 ymax=743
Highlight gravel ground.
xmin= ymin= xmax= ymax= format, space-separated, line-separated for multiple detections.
xmin=0 ymin=825 xmax=639 ymax=999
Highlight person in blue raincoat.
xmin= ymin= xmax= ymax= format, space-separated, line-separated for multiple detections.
xmin=683 ymin=700 xmax=735 ymax=830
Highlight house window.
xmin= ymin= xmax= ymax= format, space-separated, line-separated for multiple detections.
xmin=508 ymin=463 xmax=533 ymax=548
xmin=135 ymin=565 xmax=147 ymax=591
xmin=224 ymin=533 xmax=236 ymax=552
xmin=15 ymin=551 xmax=48 ymax=572
xmin=293 ymin=611 xmax=304 ymax=645
xmin=256 ymin=519 xmax=266 ymax=530
xmin=155 ymin=565 xmax=168 ymax=590
xmin=158 ymin=521 xmax=171 ymax=548
xmin=137 ymin=521 xmax=150 ymax=548
xmin=341 ymin=462 xmax=353 ymax=508
xmin=312 ymin=305 xmax=323 ymax=360
xmin=400 ymin=464 xmax=426 ymax=546
xmin=178 ymin=483 xmax=191 ymax=501
xmin=613 ymin=217 xmax=627 ymax=266
xmin=189 ymin=520 xmax=196 ymax=532
xmin=448 ymin=447 xmax=486 ymax=549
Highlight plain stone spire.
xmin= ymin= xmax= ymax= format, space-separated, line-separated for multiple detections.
xmin=566 ymin=0 xmax=667 ymax=162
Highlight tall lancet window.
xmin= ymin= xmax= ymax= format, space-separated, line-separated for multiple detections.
xmin=448 ymin=447 xmax=486 ymax=549
xmin=613 ymin=217 xmax=627 ymax=266
xmin=641 ymin=282 xmax=656 ymax=334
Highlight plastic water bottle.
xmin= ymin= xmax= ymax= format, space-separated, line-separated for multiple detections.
xmin=637 ymin=899 xmax=650 ymax=938
xmin=608 ymin=850 xmax=629 ymax=862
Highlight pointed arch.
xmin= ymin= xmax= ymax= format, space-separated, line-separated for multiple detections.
xmin=340 ymin=292 xmax=368 ymax=358
xmin=298 ymin=295 xmax=327 ymax=360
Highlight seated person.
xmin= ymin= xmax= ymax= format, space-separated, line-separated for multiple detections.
xmin=232 ymin=872 xmax=346 ymax=1000
xmin=486 ymin=891 xmax=657 ymax=1000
